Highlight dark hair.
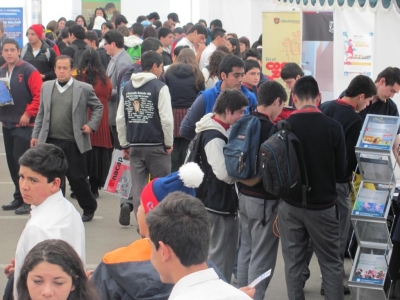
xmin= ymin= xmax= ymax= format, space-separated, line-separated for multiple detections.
xmin=258 ymin=81 xmax=287 ymax=106
xmin=147 ymin=12 xmax=160 ymax=21
xmin=76 ymin=49 xmax=107 ymax=85
xmin=257 ymin=34 xmax=262 ymax=46
xmin=65 ymin=20 xmax=77 ymax=28
xmin=55 ymin=55 xmax=73 ymax=68
xmin=57 ymin=27 xmax=70 ymax=42
xmin=115 ymin=14 xmax=128 ymax=27
xmin=280 ymin=63 xmax=304 ymax=80
xmin=75 ymin=15 xmax=88 ymax=28
xmin=239 ymin=36 xmax=250 ymax=52
xmin=227 ymin=38 xmax=240 ymax=57
xmin=187 ymin=24 xmax=208 ymax=38
xmin=158 ymin=27 xmax=173 ymax=39
xmin=345 ymin=75 xmax=377 ymax=98
xmin=173 ymin=45 xmax=189 ymax=58
xmin=105 ymin=2 xmax=115 ymax=9
xmin=46 ymin=20 xmax=58 ymax=33
xmin=58 ymin=17 xmax=67 ymax=23
xmin=293 ymin=76 xmax=319 ymax=101
xmin=218 ymin=55 xmax=245 ymax=78
xmin=244 ymin=59 xmax=261 ymax=73
xmin=208 ymin=50 xmax=228 ymax=79
xmin=174 ymin=27 xmax=184 ymax=35
xmin=141 ymin=51 xmax=163 ymax=71
xmin=210 ymin=19 xmax=223 ymax=29
xmin=68 ymin=24 xmax=86 ymax=40
xmin=93 ymin=8 xmax=107 ymax=23
xmin=18 ymin=144 xmax=68 ymax=183
xmin=85 ymin=31 xmax=99 ymax=47
xmin=153 ymin=20 xmax=162 ymax=29
xmin=103 ymin=29 xmax=124 ymax=48
xmin=143 ymin=25 xmax=156 ymax=39
xmin=117 ymin=25 xmax=129 ymax=37
xmin=137 ymin=15 xmax=147 ymax=23
xmin=226 ymin=33 xmax=238 ymax=39
xmin=3 ymin=38 xmax=20 ymax=50
xmin=198 ymin=19 xmax=207 ymax=27
xmin=101 ymin=21 xmax=114 ymax=31
xmin=375 ymin=67 xmax=400 ymax=86
xmin=131 ymin=23 xmax=144 ymax=36
xmin=146 ymin=192 xmax=210 ymax=267
xmin=184 ymin=24 xmax=194 ymax=34
xmin=17 ymin=240 xmax=99 ymax=300
xmin=242 ymin=48 xmax=261 ymax=61
xmin=216 ymin=45 xmax=230 ymax=55
xmin=141 ymin=37 xmax=162 ymax=53
xmin=213 ymin=89 xmax=249 ymax=114
xmin=210 ymin=27 xmax=226 ymax=41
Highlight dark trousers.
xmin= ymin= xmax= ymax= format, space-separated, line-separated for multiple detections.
xmin=3 ymin=126 xmax=32 ymax=202
xmin=171 ymin=137 xmax=190 ymax=172
xmin=47 ymin=138 xmax=97 ymax=214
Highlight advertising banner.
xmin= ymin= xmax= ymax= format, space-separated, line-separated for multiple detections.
xmin=0 ymin=8 xmax=23 ymax=47
xmin=343 ymin=32 xmax=373 ymax=76
xmin=262 ymin=12 xmax=301 ymax=85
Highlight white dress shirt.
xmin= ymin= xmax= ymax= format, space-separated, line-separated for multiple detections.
xmin=176 ymin=37 xmax=197 ymax=55
xmin=55 ymin=77 xmax=74 ymax=93
xmin=13 ymin=190 xmax=85 ymax=300
xmin=169 ymin=268 xmax=252 ymax=300
xmin=199 ymin=43 xmax=217 ymax=70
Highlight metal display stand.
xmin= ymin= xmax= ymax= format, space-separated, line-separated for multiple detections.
xmin=348 ymin=115 xmax=400 ymax=300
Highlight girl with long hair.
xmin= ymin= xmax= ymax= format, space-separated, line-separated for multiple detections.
xmin=75 ymin=49 xmax=113 ymax=198
xmin=88 ymin=7 xmax=107 ymax=30
xmin=165 ymin=48 xmax=205 ymax=172
xmin=202 ymin=50 xmax=228 ymax=89
xmin=17 ymin=239 xmax=99 ymax=300
xmin=226 ymin=38 xmax=241 ymax=57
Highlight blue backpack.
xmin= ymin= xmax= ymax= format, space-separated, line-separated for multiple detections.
xmin=223 ymin=114 xmax=266 ymax=179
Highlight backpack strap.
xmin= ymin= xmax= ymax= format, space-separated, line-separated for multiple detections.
xmin=20 ymin=45 xmax=28 ymax=59
xmin=45 ymin=48 xmax=50 ymax=61
xmin=292 ymin=138 xmax=309 ymax=208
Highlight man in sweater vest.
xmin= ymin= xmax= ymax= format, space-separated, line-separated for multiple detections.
xmin=271 ymin=76 xmax=347 ymax=300
xmin=116 ymin=50 xmax=173 ymax=224
xmin=31 ymin=55 xmax=103 ymax=222
xmin=0 ymin=38 xmax=43 ymax=215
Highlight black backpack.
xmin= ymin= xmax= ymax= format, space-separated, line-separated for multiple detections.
xmin=69 ymin=44 xmax=91 ymax=68
xmin=259 ymin=120 xmax=309 ymax=206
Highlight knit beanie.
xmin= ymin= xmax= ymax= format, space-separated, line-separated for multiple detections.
xmin=29 ymin=24 xmax=43 ymax=40
xmin=141 ymin=162 xmax=204 ymax=213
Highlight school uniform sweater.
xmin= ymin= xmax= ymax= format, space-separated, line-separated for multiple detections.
xmin=320 ymin=99 xmax=363 ymax=182
xmin=270 ymin=107 xmax=347 ymax=209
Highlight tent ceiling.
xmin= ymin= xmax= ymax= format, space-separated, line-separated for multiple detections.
xmin=274 ymin=0 xmax=400 ymax=11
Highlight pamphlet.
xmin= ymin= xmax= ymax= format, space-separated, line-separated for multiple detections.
xmin=249 ymin=269 xmax=271 ymax=288
xmin=353 ymin=253 xmax=387 ymax=285
xmin=359 ymin=115 xmax=399 ymax=150
xmin=104 ymin=150 xmax=131 ymax=199
xmin=0 ymin=78 xmax=13 ymax=106
xmin=352 ymin=187 xmax=389 ymax=217
xmin=359 ymin=157 xmax=393 ymax=182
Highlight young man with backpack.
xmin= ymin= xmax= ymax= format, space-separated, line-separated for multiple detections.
xmin=21 ymin=24 xmax=57 ymax=81
xmin=158 ymin=27 xmax=174 ymax=66
xmin=124 ymin=23 xmax=144 ymax=63
xmin=270 ymin=76 xmax=347 ymax=300
xmin=191 ymin=89 xmax=257 ymax=283
xmin=61 ymin=25 xmax=91 ymax=68
xmin=236 ymin=81 xmax=286 ymax=300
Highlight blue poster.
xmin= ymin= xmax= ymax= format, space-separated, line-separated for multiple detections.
xmin=0 ymin=8 xmax=23 ymax=48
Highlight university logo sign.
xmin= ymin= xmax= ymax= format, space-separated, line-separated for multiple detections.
xmin=274 ymin=18 xmax=280 ymax=24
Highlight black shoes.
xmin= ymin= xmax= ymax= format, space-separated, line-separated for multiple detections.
xmin=320 ymin=285 xmax=350 ymax=296
xmin=15 ymin=203 xmax=31 ymax=215
xmin=82 ymin=213 xmax=94 ymax=222
xmin=2 ymin=199 xmax=23 ymax=211
xmin=119 ymin=203 xmax=131 ymax=226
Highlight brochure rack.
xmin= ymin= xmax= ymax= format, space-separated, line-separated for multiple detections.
xmin=348 ymin=114 xmax=400 ymax=300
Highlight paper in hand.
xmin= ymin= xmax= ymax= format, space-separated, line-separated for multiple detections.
xmin=248 ymin=269 xmax=272 ymax=288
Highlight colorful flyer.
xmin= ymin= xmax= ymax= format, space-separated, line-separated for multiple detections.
xmin=343 ymin=32 xmax=373 ymax=76
xmin=353 ymin=253 xmax=387 ymax=285
xmin=104 ymin=150 xmax=131 ymax=199
xmin=352 ymin=187 xmax=388 ymax=217
xmin=359 ymin=116 xmax=399 ymax=151
xmin=0 ymin=80 xmax=12 ymax=106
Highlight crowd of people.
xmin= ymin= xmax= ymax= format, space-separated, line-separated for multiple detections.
xmin=1 ymin=4 xmax=400 ymax=300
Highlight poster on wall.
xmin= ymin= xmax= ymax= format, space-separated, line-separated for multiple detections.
xmin=82 ymin=0 xmax=121 ymax=28
xmin=262 ymin=12 xmax=301 ymax=89
xmin=343 ymin=32 xmax=373 ymax=76
xmin=0 ymin=8 xmax=23 ymax=47
xmin=302 ymin=12 xmax=334 ymax=101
